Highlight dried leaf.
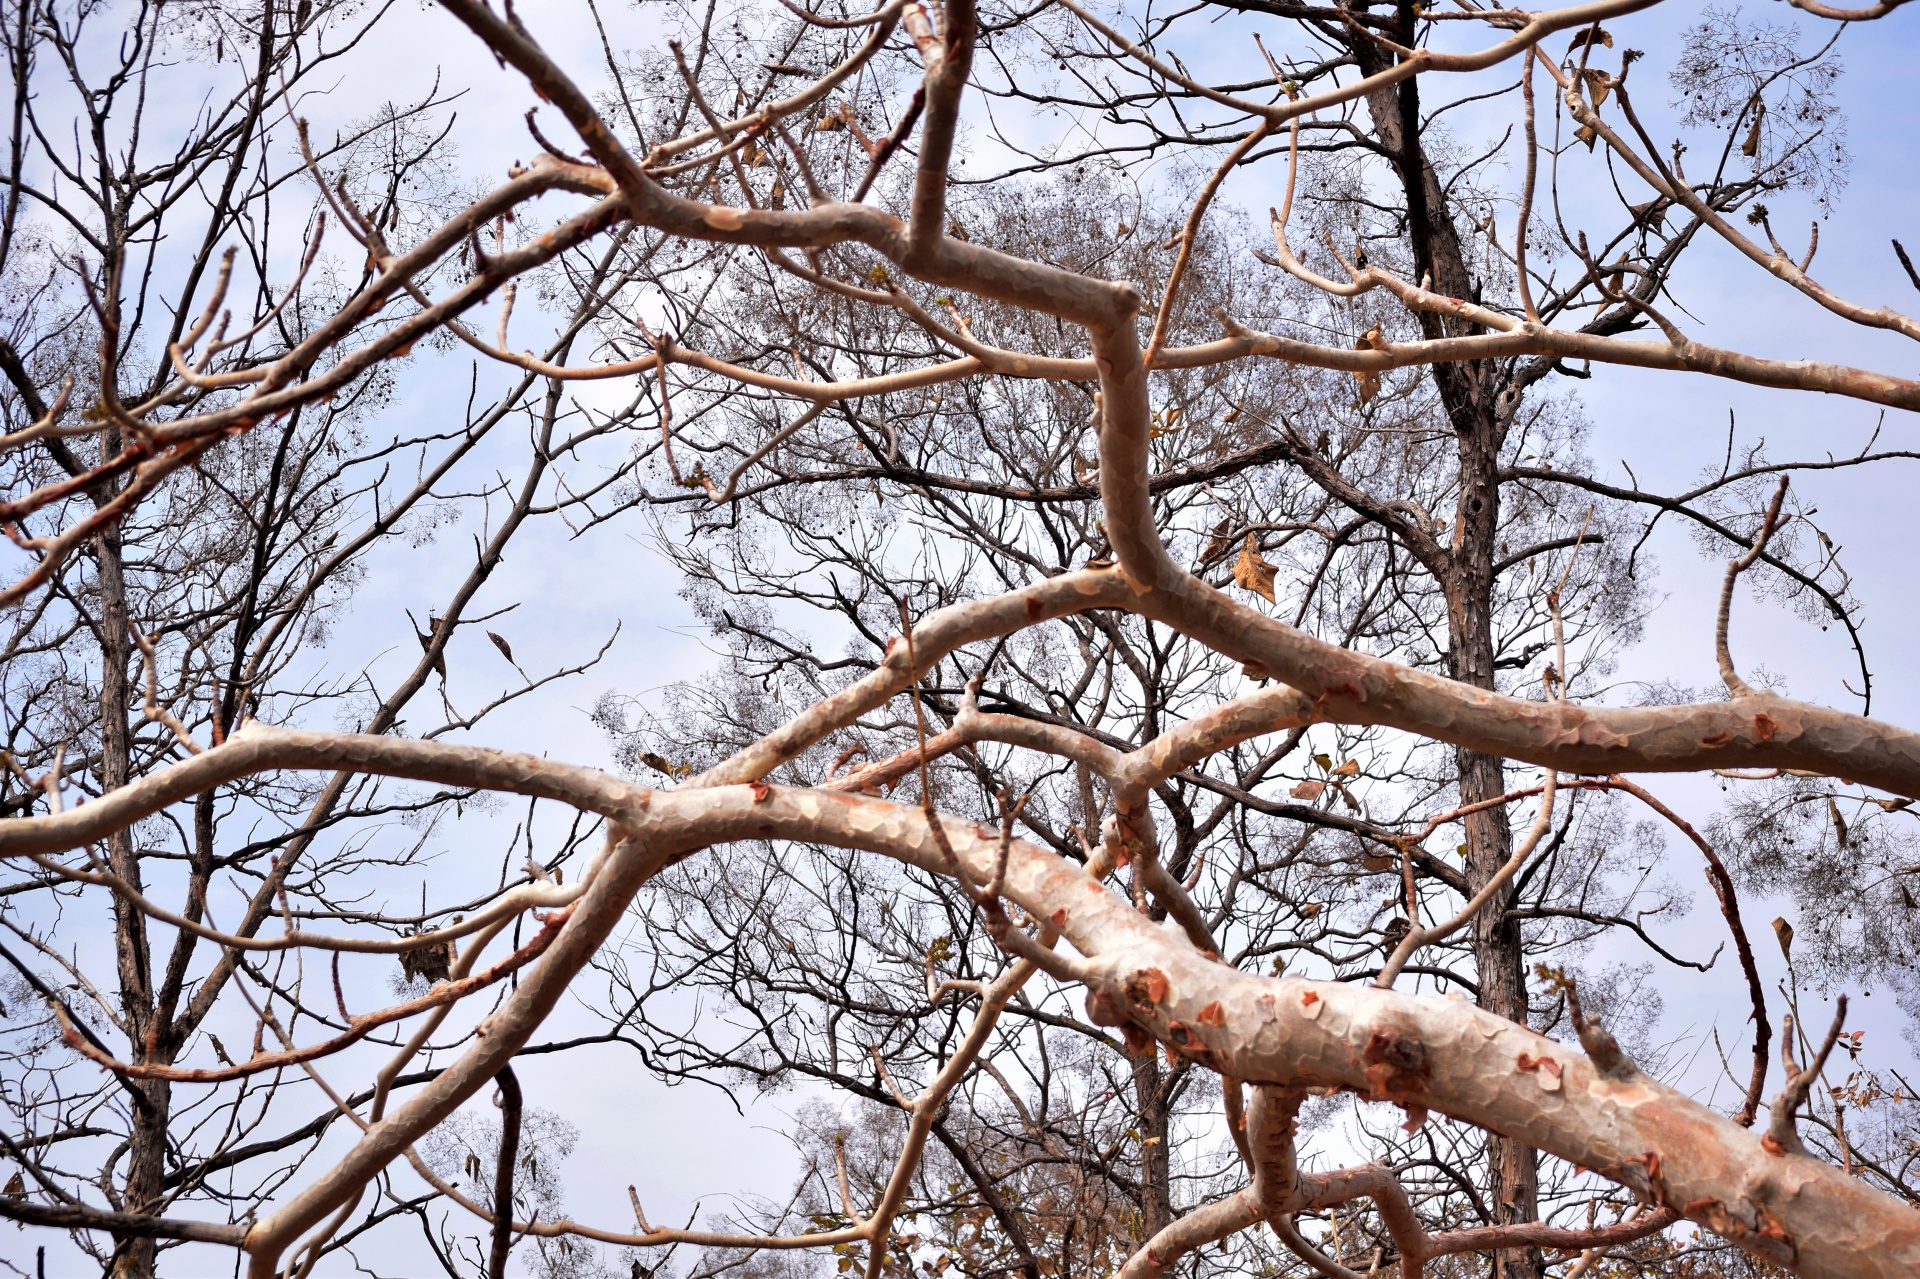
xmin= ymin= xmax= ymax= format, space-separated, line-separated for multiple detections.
xmin=1573 ymin=123 xmax=1598 ymax=151
xmin=1828 ymin=798 xmax=1851 ymax=848
xmin=1773 ymin=916 xmax=1795 ymax=960
xmin=1331 ymin=759 xmax=1360 ymax=778
xmin=1352 ymin=324 xmax=1386 ymax=405
xmin=1290 ymin=780 xmax=1326 ymax=801
xmin=1878 ymin=797 xmax=1913 ymax=813
xmin=1568 ymin=26 xmax=1612 ymax=49
xmin=399 ymin=933 xmax=453 ymax=985
xmin=1233 ymin=533 xmax=1277 ymax=603
xmin=639 ymin=751 xmax=686 ymax=779
xmin=486 ymin=631 xmax=515 ymax=665
xmin=1200 ymin=517 xmax=1234 ymax=564
xmin=1742 ymin=102 xmax=1764 ymax=159
xmin=414 ymin=615 xmax=448 ymax=681
xmin=4 ymin=1170 xmax=24 ymax=1200
xmin=1581 ymin=68 xmax=1612 ymax=107
xmin=1312 ymin=752 xmax=1333 ymax=772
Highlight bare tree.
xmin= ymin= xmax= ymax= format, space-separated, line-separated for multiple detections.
xmin=5 ymin=0 xmax=1920 ymax=1275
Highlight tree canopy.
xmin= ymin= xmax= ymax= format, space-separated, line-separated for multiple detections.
xmin=3 ymin=0 xmax=1920 ymax=1274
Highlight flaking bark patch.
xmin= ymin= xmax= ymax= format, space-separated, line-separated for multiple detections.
xmin=1124 ymin=967 xmax=1170 ymax=1008
xmin=1362 ymin=1023 xmax=1430 ymax=1102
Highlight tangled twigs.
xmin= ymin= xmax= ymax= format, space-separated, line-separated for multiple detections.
xmin=1375 ymin=770 xmax=1557 ymax=988
xmin=56 ymin=908 xmax=571 ymax=1083
xmin=1607 ymin=775 xmax=1771 ymax=1123
xmin=130 ymin=625 xmax=203 ymax=756
xmin=1767 ymin=996 xmax=1849 ymax=1158
xmin=1717 ymin=475 xmax=1792 ymax=699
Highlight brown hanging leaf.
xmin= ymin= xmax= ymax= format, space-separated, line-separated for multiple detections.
xmin=1352 ymin=325 xmax=1386 ymax=405
xmin=639 ymin=751 xmax=687 ymax=779
xmin=413 ymin=614 xmax=448 ymax=681
xmin=1773 ymin=916 xmax=1795 ymax=960
xmin=1829 ymin=798 xmax=1850 ymax=848
xmin=1573 ymin=123 xmax=1598 ymax=151
xmin=486 ymin=631 xmax=515 ymax=665
xmin=1290 ymin=780 xmax=1326 ymax=801
xmin=1200 ymin=517 xmax=1234 ymax=565
xmin=1877 ymin=797 xmax=1913 ymax=813
xmin=1568 ymin=26 xmax=1612 ymax=49
xmin=1233 ymin=533 xmax=1277 ymax=603
xmin=4 ymin=1170 xmax=24 ymax=1200
xmin=1581 ymin=69 xmax=1612 ymax=108
xmin=1331 ymin=759 xmax=1360 ymax=778
xmin=1742 ymin=102 xmax=1765 ymax=158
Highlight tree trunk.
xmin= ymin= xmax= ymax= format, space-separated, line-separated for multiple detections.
xmin=1357 ymin=16 xmax=1545 ymax=1270
xmin=97 ymin=521 xmax=167 ymax=1279
xmin=1447 ymin=300 xmax=1546 ymax=1279
xmin=1132 ymin=1054 xmax=1174 ymax=1241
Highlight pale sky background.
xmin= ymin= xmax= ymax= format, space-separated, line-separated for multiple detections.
xmin=14 ymin=0 xmax=1920 ymax=1271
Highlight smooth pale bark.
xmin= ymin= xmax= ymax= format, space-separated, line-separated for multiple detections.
xmin=13 ymin=735 xmax=1905 ymax=1278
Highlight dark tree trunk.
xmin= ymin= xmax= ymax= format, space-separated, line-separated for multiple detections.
xmin=97 ymin=521 xmax=168 ymax=1279
xmin=1132 ymin=1053 xmax=1174 ymax=1241
xmin=1357 ymin=21 xmax=1545 ymax=1273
